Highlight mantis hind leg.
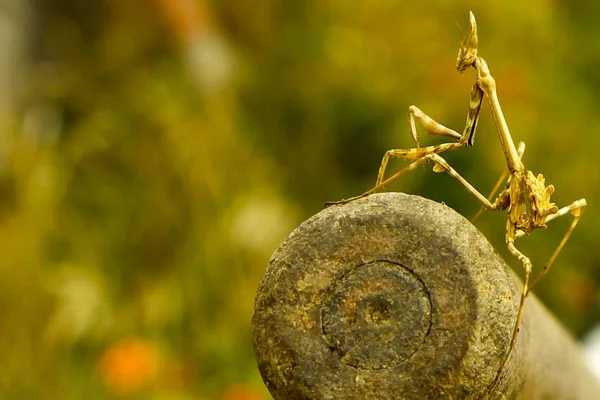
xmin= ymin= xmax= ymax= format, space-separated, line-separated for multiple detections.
xmin=488 ymin=240 xmax=532 ymax=392
xmin=494 ymin=198 xmax=587 ymax=385
xmin=527 ymin=198 xmax=587 ymax=293
xmin=324 ymin=156 xmax=431 ymax=207
xmin=326 ymin=151 xmax=497 ymax=209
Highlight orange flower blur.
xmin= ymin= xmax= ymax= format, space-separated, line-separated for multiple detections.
xmin=221 ymin=384 xmax=267 ymax=400
xmin=97 ymin=337 xmax=159 ymax=394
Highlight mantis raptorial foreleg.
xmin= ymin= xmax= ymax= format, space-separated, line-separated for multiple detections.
xmin=408 ymin=105 xmax=462 ymax=147
xmin=377 ymin=86 xmax=485 ymax=187
xmin=326 ymin=72 xmax=486 ymax=207
xmin=407 ymin=81 xmax=485 ymax=146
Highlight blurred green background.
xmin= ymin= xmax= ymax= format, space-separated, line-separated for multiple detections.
xmin=0 ymin=0 xmax=599 ymax=398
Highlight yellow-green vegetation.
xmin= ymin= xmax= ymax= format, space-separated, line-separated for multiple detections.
xmin=0 ymin=1 xmax=598 ymax=399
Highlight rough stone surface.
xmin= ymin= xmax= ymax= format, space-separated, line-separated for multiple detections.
xmin=252 ymin=193 xmax=600 ymax=399
xmin=321 ymin=260 xmax=431 ymax=370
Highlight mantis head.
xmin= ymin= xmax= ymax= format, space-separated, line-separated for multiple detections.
xmin=456 ymin=11 xmax=479 ymax=72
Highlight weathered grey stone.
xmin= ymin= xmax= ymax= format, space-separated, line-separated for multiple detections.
xmin=252 ymin=193 xmax=599 ymax=399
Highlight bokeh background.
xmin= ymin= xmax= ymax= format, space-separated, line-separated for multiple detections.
xmin=1 ymin=0 xmax=599 ymax=398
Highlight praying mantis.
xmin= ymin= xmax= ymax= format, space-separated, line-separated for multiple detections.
xmin=326 ymin=12 xmax=587 ymax=376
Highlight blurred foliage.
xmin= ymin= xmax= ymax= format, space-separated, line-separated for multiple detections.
xmin=0 ymin=0 xmax=599 ymax=398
